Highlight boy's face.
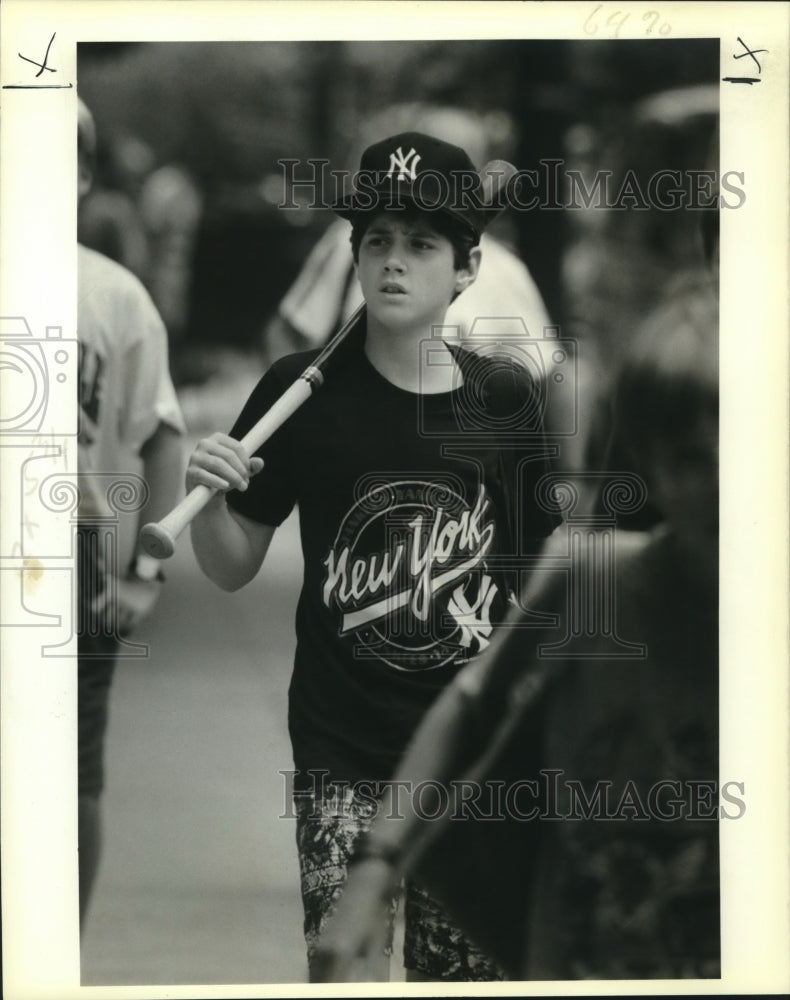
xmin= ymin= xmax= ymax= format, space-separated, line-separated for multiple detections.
xmin=355 ymin=213 xmax=479 ymax=332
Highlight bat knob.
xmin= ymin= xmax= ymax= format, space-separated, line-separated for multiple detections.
xmin=139 ymin=522 xmax=176 ymax=560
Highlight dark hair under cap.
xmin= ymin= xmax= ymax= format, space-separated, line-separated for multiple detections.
xmin=348 ymin=203 xmax=478 ymax=271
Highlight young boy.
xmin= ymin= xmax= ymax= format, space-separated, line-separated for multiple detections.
xmin=187 ymin=132 xmax=560 ymax=981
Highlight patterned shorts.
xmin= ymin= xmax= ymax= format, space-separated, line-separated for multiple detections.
xmin=294 ymin=783 xmax=504 ymax=981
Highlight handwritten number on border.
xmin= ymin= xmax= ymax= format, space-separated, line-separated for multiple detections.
xmin=584 ymin=5 xmax=672 ymax=38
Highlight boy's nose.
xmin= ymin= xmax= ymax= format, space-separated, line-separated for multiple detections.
xmin=384 ymin=257 xmax=405 ymax=273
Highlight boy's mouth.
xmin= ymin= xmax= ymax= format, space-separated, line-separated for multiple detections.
xmin=380 ymin=282 xmax=406 ymax=294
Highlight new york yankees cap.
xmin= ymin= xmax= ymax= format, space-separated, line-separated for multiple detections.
xmin=333 ymin=131 xmax=507 ymax=241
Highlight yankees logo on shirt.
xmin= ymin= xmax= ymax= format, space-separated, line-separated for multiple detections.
xmin=322 ymin=479 xmax=502 ymax=670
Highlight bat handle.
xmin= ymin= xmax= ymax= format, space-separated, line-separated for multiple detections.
xmin=140 ymin=484 xmax=218 ymax=559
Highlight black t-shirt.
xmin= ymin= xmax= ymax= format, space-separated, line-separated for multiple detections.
xmin=228 ymin=327 xmax=560 ymax=788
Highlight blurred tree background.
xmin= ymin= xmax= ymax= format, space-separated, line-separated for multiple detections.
xmin=77 ymin=39 xmax=718 ymax=388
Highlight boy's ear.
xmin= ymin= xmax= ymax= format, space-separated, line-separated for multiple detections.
xmin=454 ymin=246 xmax=481 ymax=294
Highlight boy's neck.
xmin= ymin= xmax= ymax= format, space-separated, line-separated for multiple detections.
xmin=363 ymin=314 xmax=459 ymax=394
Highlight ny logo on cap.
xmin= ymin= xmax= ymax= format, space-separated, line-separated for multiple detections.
xmin=387 ymin=146 xmax=421 ymax=182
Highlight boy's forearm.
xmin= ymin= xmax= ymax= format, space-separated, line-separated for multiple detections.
xmin=190 ymin=496 xmax=271 ymax=591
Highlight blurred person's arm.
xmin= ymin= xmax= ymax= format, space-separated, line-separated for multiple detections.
xmin=111 ymin=422 xmax=184 ymax=634
xmin=138 ymin=421 xmax=185 ymax=529
xmin=188 ymin=432 xmax=273 ymax=591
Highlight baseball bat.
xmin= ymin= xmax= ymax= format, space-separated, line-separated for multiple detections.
xmin=140 ymin=303 xmax=366 ymax=559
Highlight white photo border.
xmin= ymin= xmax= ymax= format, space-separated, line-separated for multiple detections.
xmin=1 ymin=2 xmax=788 ymax=997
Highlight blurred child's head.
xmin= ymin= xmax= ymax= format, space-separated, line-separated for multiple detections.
xmin=612 ymin=284 xmax=718 ymax=556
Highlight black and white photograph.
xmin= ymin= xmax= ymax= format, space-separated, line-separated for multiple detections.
xmin=1 ymin=2 xmax=788 ymax=996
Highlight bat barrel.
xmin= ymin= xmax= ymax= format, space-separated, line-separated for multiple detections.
xmin=140 ymin=483 xmax=217 ymax=558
